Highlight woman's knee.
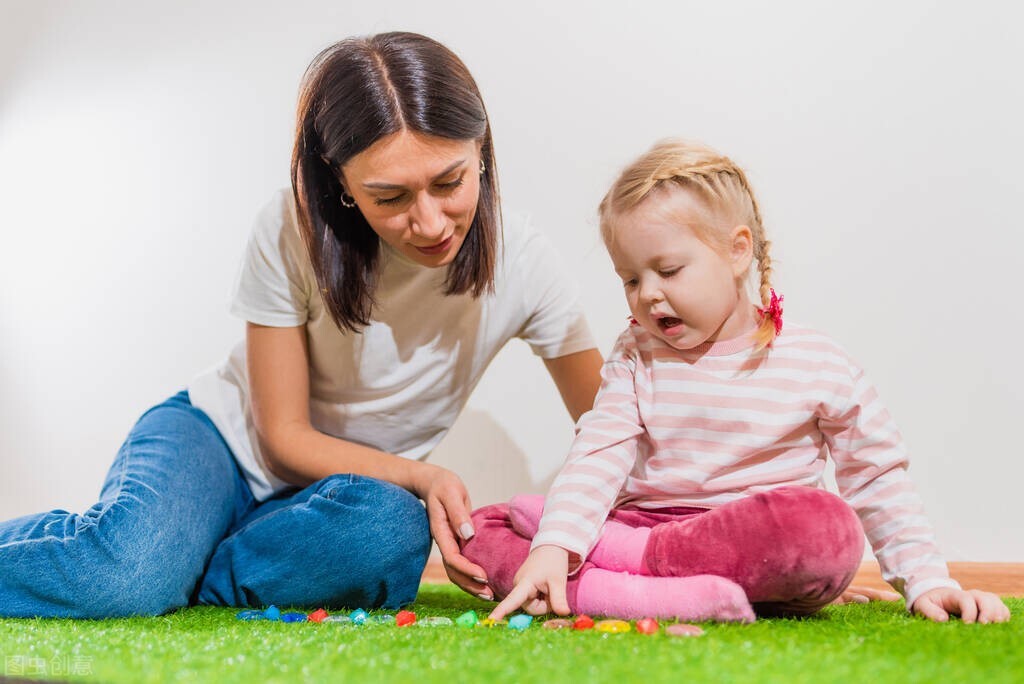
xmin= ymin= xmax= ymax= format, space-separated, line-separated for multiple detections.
xmin=314 ymin=475 xmax=430 ymax=601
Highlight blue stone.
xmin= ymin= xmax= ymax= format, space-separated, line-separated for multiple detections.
xmin=281 ymin=612 xmax=307 ymax=623
xmin=236 ymin=610 xmax=266 ymax=621
xmin=264 ymin=605 xmax=281 ymax=621
xmin=349 ymin=609 xmax=369 ymax=625
xmin=508 ymin=614 xmax=533 ymax=631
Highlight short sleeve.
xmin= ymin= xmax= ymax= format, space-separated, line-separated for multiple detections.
xmin=511 ymin=219 xmax=595 ymax=358
xmin=230 ymin=190 xmax=312 ymax=327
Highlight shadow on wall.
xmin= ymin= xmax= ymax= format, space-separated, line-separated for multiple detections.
xmin=430 ymin=408 xmax=557 ymax=510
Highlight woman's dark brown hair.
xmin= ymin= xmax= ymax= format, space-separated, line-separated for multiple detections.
xmin=291 ymin=32 xmax=500 ymax=333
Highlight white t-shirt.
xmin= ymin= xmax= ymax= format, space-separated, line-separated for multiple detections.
xmin=188 ymin=189 xmax=595 ymax=501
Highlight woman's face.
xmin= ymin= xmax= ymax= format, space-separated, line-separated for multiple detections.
xmin=340 ymin=130 xmax=482 ymax=267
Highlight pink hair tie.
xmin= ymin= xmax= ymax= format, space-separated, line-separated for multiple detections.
xmin=758 ymin=289 xmax=784 ymax=336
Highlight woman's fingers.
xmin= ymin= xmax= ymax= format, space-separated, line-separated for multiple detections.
xmin=832 ymin=585 xmax=902 ymax=605
xmin=426 ymin=495 xmax=491 ymax=599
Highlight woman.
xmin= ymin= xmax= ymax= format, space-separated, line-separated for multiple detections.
xmin=0 ymin=32 xmax=602 ymax=618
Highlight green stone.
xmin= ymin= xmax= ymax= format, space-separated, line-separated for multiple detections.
xmin=455 ymin=610 xmax=479 ymax=627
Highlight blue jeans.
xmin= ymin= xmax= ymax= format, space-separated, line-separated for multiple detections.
xmin=0 ymin=391 xmax=430 ymax=618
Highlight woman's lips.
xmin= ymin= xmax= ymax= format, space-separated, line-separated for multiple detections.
xmin=414 ymin=235 xmax=453 ymax=256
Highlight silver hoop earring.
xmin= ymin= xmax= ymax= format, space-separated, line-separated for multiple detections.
xmin=479 ymin=159 xmax=486 ymax=175
xmin=340 ymin=192 xmax=356 ymax=209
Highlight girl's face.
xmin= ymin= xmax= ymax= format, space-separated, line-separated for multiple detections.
xmin=340 ymin=130 xmax=482 ymax=267
xmin=608 ymin=187 xmax=756 ymax=350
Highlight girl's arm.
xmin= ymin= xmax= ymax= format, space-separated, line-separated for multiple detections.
xmin=543 ymin=348 xmax=604 ymax=422
xmin=246 ymin=322 xmax=492 ymax=600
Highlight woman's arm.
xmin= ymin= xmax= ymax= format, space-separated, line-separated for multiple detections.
xmin=246 ymin=322 xmax=492 ymax=599
xmin=247 ymin=322 xmax=430 ymax=489
xmin=542 ymin=348 xmax=604 ymax=422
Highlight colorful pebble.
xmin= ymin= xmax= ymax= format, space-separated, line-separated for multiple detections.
xmin=665 ymin=624 xmax=705 ymax=637
xmin=595 ymin=619 xmax=631 ymax=633
xmin=572 ymin=615 xmax=595 ymax=630
xmin=479 ymin=618 xmax=507 ymax=628
xmin=281 ymin=612 xmax=307 ymax=623
xmin=395 ymin=610 xmax=417 ymax=627
xmin=635 ymin=618 xmax=660 ymax=634
xmin=455 ymin=610 xmax=479 ymax=628
xmin=324 ymin=615 xmax=353 ymax=625
xmin=235 ymin=610 xmax=266 ymax=621
xmin=307 ymin=608 xmax=329 ymax=623
xmin=508 ymin=615 xmax=533 ymax=631
xmin=264 ymin=605 xmax=281 ymax=621
xmin=370 ymin=614 xmax=395 ymax=624
xmin=419 ymin=616 xmax=454 ymax=626
xmin=542 ymin=619 xmax=573 ymax=630
xmin=350 ymin=609 xmax=369 ymax=625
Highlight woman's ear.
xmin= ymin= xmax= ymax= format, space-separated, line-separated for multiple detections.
xmin=730 ymin=225 xmax=754 ymax=277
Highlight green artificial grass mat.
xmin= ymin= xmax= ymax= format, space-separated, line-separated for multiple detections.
xmin=1 ymin=587 xmax=1021 ymax=684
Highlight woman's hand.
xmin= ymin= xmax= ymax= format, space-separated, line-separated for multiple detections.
xmin=412 ymin=463 xmax=492 ymax=601
xmin=912 ymin=587 xmax=1011 ymax=623
xmin=488 ymin=545 xmax=570 ymax=620
xmin=831 ymin=585 xmax=902 ymax=605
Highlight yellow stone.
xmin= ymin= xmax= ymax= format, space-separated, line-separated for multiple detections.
xmin=595 ymin=619 xmax=632 ymax=633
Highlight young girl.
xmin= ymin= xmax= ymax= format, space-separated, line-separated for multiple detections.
xmin=464 ymin=139 xmax=1010 ymax=624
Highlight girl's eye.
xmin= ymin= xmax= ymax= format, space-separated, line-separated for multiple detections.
xmin=659 ymin=267 xmax=681 ymax=278
xmin=623 ymin=279 xmax=638 ymax=288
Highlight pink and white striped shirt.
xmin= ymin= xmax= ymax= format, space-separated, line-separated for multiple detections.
xmin=531 ymin=323 xmax=958 ymax=608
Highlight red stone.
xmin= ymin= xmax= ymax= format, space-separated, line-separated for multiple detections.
xmin=396 ymin=610 xmax=417 ymax=627
xmin=307 ymin=608 xmax=329 ymax=623
xmin=572 ymin=615 xmax=595 ymax=630
xmin=635 ymin=618 xmax=659 ymax=634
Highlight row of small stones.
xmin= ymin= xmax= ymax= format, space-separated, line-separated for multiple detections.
xmin=237 ymin=607 xmax=704 ymax=636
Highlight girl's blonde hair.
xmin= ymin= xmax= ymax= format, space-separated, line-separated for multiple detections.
xmin=599 ymin=138 xmax=778 ymax=349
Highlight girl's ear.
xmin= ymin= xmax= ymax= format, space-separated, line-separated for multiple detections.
xmin=730 ymin=225 xmax=754 ymax=277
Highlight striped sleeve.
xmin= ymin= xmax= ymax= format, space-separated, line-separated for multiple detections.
xmin=820 ymin=355 xmax=960 ymax=609
xmin=531 ymin=331 xmax=645 ymax=564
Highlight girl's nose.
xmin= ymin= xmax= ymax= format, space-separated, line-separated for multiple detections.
xmin=639 ymin=280 xmax=664 ymax=305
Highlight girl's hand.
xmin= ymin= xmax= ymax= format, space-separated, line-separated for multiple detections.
xmin=413 ymin=463 xmax=493 ymax=601
xmin=912 ymin=587 xmax=1011 ymax=623
xmin=489 ymin=545 xmax=570 ymax=621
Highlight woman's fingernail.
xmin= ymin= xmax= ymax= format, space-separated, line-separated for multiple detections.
xmin=472 ymin=577 xmax=488 ymax=584
xmin=477 ymin=592 xmax=494 ymax=601
xmin=852 ymin=595 xmax=870 ymax=604
xmin=459 ymin=523 xmax=475 ymax=540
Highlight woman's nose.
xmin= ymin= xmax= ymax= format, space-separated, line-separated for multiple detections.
xmin=408 ymin=194 xmax=446 ymax=240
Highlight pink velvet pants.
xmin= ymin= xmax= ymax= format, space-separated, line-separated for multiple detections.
xmin=462 ymin=486 xmax=864 ymax=617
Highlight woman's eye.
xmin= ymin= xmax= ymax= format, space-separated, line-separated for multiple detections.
xmin=374 ymin=194 xmax=405 ymax=206
xmin=436 ymin=177 xmax=464 ymax=191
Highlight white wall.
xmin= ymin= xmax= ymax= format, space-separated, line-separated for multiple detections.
xmin=2 ymin=0 xmax=1021 ymax=561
